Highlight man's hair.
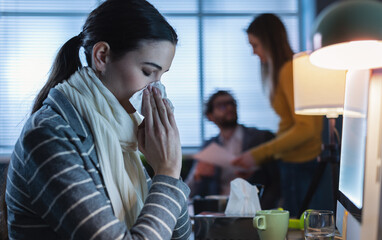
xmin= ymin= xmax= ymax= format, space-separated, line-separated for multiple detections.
xmin=205 ymin=90 xmax=236 ymax=116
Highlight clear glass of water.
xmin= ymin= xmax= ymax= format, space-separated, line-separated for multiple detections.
xmin=304 ymin=210 xmax=335 ymax=240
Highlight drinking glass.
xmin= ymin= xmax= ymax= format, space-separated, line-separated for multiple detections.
xmin=304 ymin=210 xmax=335 ymax=240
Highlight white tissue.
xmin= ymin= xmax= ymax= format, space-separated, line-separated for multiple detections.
xmin=129 ymin=81 xmax=174 ymax=122
xmin=224 ymin=178 xmax=262 ymax=216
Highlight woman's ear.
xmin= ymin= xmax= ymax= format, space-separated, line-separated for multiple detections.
xmin=91 ymin=41 xmax=111 ymax=76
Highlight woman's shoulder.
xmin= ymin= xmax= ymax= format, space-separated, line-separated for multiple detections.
xmin=279 ymin=60 xmax=293 ymax=79
xmin=23 ymin=89 xmax=92 ymax=141
xmin=22 ymin=105 xmax=69 ymax=138
xmin=18 ymin=105 xmax=86 ymax=160
xmin=278 ymin=60 xmax=293 ymax=87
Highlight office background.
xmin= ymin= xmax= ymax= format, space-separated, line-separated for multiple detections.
xmin=0 ymin=0 xmax=330 ymax=158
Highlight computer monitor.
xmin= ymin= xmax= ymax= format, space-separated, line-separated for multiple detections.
xmin=336 ymin=69 xmax=382 ymax=240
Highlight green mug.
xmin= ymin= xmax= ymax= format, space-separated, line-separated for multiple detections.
xmin=253 ymin=210 xmax=289 ymax=240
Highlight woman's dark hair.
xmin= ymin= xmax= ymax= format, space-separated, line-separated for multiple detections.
xmin=205 ymin=90 xmax=236 ymax=116
xmin=246 ymin=13 xmax=293 ymax=99
xmin=32 ymin=0 xmax=178 ymax=113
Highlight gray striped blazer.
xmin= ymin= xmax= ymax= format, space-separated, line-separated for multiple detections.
xmin=6 ymin=89 xmax=191 ymax=240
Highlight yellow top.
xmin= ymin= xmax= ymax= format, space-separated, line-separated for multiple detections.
xmin=251 ymin=60 xmax=323 ymax=164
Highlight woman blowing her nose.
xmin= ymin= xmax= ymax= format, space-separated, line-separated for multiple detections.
xmin=2 ymin=0 xmax=191 ymax=239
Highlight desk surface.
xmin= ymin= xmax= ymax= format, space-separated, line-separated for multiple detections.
xmin=190 ymin=228 xmax=304 ymax=240
xmin=192 ymin=214 xmax=305 ymax=240
xmin=287 ymin=229 xmax=304 ymax=240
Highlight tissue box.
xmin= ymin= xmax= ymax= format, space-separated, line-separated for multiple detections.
xmin=194 ymin=213 xmax=260 ymax=240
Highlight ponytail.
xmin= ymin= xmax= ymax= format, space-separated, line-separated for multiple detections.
xmin=31 ymin=35 xmax=83 ymax=113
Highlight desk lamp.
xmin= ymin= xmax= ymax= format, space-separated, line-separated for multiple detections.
xmin=294 ymin=52 xmax=346 ymax=118
xmin=308 ymin=1 xmax=382 ymax=239
xmin=310 ymin=1 xmax=382 ymax=70
xmin=293 ymin=51 xmax=346 ymax=218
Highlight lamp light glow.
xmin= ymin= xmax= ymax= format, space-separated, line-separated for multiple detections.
xmin=293 ymin=52 xmax=347 ymax=118
xmin=311 ymin=1 xmax=382 ymax=70
xmin=310 ymin=40 xmax=382 ymax=70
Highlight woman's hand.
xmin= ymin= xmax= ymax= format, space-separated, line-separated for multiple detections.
xmin=137 ymin=86 xmax=182 ymax=179
xmin=232 ymin=150 xmax=257 ymax=169
xmin=194 ymin=162 xmax=215 ymax=181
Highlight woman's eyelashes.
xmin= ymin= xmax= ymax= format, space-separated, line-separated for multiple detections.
xmin=142 ymin=69 xmax=152 ymax=77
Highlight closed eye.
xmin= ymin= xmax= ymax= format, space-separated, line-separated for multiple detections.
xmin=142 ymin=70 xmax=151 ymax=77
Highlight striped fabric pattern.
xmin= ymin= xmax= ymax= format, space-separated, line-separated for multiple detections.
xmin=6 ymin=89 xmax=191 ymax=240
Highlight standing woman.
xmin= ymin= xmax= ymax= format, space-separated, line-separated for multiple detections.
xmin=233 ymin=13 xmax=331 ymax=217
xmin=3 ymin=0 xmax=191 ymax=239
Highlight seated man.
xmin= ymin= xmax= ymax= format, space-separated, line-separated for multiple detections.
xmin=186 ymin=90 xmax=281 ymax=210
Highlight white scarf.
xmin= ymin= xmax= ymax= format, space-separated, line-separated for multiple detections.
xmin=55 ymin=67 xmax=148 ymax=229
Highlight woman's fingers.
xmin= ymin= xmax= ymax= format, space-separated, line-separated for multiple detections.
xmin=141 ymin=88 xmax=153 ymax=131
xmin=137 ymin=125 xmax=146 ymax=154
xmin=149 ymin=87 xmax=161 ymax=131
xmin=153 ymin=87 xmax=171 ymax=129
xmin=232 ymin=156 xmax=243 ymax=167
xmin=138 ymin=86 xmax=182 ymax=178
xmin=232 ymin=151 xmax=256 ymax=169
xmin=164 ymin=98 xmax=176 ymax=129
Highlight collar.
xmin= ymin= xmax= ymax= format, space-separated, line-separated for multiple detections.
xmin=218 ymin=124 xmax=243 ymax=144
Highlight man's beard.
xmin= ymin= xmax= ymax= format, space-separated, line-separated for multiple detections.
xmin=217 ymin=116 xmax=238 ymax=129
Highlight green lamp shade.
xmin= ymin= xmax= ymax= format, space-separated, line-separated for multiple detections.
xmin=310 ymin=1 xmax=382 ymax=70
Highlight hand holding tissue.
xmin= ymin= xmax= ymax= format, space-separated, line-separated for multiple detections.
xmin=129 ymin=81 xmax=174 ymax=123
xmin=224 ymin=178 xmax=262 ymax=216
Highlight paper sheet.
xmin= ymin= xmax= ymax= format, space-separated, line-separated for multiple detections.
xmin=193 ymin=142 xmax=236 ymax=168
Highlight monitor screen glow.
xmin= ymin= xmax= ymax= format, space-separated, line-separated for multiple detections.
xmin=338 ymin=70 xmax=369 ymax=210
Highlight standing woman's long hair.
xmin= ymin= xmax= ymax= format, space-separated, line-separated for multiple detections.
xmin=246 ymin=13 xmax=293 ymax=99
xmin=32 ymin=0 xmax=178 ymax=113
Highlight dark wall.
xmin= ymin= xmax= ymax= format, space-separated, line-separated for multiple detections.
xmin=316 ymin=0 xmax=338 ymax=16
